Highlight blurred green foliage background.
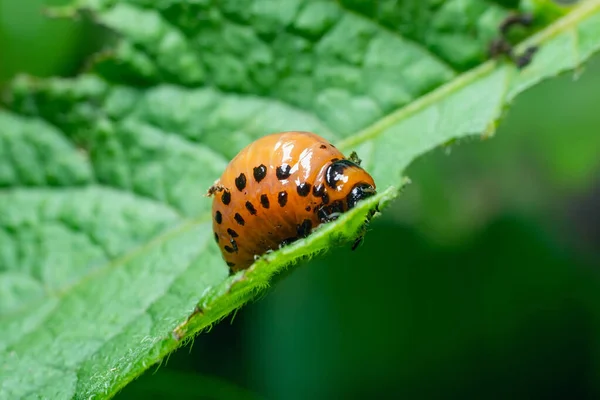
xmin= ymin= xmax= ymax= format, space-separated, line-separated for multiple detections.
xmin=1 ymin=1 xmax=599 ymax=399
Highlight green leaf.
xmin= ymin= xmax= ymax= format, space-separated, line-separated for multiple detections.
xmin=1 ymin=0 xmax=600 ymax=398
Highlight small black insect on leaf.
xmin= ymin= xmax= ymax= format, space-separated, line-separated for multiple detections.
xmin=515 ymin=46 xmax=539 ymax=69
xmin=489 ymin=12 xmax=538 ymax=69
xmin=488 ymin=37 xmax=514 ymax=59
xmin=499 ymin=13 xmax=534 ymax=35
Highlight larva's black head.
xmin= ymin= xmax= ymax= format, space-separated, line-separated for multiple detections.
xmin=346 ymin=182 xmax=376 ymax=209
xmin=321 ymin=158 xmax=376 ymax=213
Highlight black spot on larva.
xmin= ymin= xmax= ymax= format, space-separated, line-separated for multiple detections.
xmin=245 ymin=201 xmax=257 ymax=215
xmin=313 ymin=184 xmax=325 ymax=197
xmin=227 ymin=228 xmax=238 ymax=238
xmin=235 ymin=173 xmax=247 ymax=191
xmin=297 ymin=219 xmax=312 ymax=238
xmin=214 ymin=232 xmax=219 ymax=243
xmin=331 ymin=200 xmax=345 ymax=214
xmin=297 ymin=182 xmax=311 ymax=197
xmin=230 ymin=238 xmax=238 ymax=252
xmin=319 ymin=144 xmax=327 ymax=149
xmin=215 ymin=211 xmax=222 ymax=224
xmin=253 ymin=164 xmax=267 ymax=182
xmin=325 ymin=159 xmax=358 ymax=188
xmin=305 ymin=206 xmax=311 ymax=212
xmin=322 ymin=192 xmax=330 ymax=205
xmin=276 ymin=164 xmax=291 ymax=180
xmin=221 ymin=190 xmax=231 ymax=205
xmin=260 ymin=194 xmax=270 ymax=208
xmin=234 ymin=213 xmax=245 ymax=226
xmin=226 ymin=261 xmax=235 ymax=268
xmin=278 ymin=191 xmax=288 ymax=207
xmin=224 ymin=245 xmax=235 ymax=253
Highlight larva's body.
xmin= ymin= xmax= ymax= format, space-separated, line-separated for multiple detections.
xmin=209 ymin=131 xmax=376 ymax=272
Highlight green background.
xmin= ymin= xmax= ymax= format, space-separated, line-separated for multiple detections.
xmin=1 ymin=1 xmax=599 ymax=399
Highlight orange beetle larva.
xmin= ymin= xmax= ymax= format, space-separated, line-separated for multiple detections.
xmin=208 ymin=131 xmax=376 ymax=272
